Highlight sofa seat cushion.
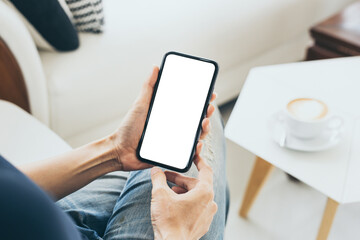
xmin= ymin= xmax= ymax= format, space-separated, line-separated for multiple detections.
xmin=39 ymin=0 xmax=355 ymax=142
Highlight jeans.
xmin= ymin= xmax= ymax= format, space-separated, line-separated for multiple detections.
xmin=57 ymin=108 xmax=229 ymax=239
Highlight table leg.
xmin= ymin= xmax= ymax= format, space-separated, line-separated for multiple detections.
xmin=316 ymin=198 xmax=339 ymax=240
xmin=239 ymin=156 xmax=274 ymax=217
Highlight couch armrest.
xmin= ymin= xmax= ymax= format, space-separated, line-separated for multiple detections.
xmin=0 ymin=100 xmax=71 ymax=165
xmin=0 ymin=1 xmax=49 ymax=125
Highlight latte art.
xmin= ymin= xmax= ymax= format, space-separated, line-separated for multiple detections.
xmin=287 ymin=98 xmax=328 ymax=121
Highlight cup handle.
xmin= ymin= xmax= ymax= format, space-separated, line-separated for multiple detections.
xmin=327 ymin=116 xmax=344 ymax=131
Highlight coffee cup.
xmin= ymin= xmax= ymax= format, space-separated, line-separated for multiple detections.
xmin=282 ymin=98 xmax=343 ymax=139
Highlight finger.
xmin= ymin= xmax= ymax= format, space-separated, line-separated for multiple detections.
xmin=195 ymin=141 xmax=203 ymax=155
xmin=151 ymin=167 xmax=170 ymax=191
xmin=200 ymin=118 xmax=210 ymax=140
xmin=171 ymin=186 xmax=188 ymax=194
xmin=165 ymin=171 xmax=198 ymax=190
xmin=139 ymin=66 xmax=159 ymax=104
xmin=193 ymin=154 xmax=209 ymax=172
xmin=146 ymin=66 xmax=159 ymax=88
xmin=206 ymin=104 xmax=215 ymax=118
xmin=210 ymin=92 xmax=217 ymax=102
xmin=193 ymin=155 xmax=213 ymax=184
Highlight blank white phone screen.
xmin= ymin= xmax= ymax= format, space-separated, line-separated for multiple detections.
xmin=139 ymin=54 xmax=215 ymax=169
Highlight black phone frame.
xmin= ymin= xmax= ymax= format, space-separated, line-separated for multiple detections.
xmin=136 ymin=51 xmax=219 ymax=172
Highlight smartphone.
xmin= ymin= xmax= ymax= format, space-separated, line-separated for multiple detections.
xmin=137 ymin=52 xmax=218 ymax=172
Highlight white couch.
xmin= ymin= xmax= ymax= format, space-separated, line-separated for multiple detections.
xmin=0 ymin=0 xmax=355 ymax=146
xmin=0 ymin=100 xmax=71 ymax=165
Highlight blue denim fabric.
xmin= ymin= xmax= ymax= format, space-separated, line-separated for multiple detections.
xmin=57 ymin=108 xmax=229 ymax=239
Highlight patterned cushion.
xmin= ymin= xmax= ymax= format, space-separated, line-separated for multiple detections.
xmin=66 ymin=0 xmax=104 ymax=33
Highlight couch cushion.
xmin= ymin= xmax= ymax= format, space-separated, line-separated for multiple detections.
xmin=39 ymin=0 xmax=355 ymax=142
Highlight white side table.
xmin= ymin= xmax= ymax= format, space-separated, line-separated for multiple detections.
xmin=225 ymin=57 xmax=360 ymax=240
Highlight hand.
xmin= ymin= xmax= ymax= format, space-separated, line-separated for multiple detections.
xmin=150 ymin=143 xmax=217 ymax=240
xmin=110 ymin=66 xmax=216 ymax=171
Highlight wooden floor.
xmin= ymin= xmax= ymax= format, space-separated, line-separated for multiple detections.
xmin=219 ymin=102 xmax=360 ymax=240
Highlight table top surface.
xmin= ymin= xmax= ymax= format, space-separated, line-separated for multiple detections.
xmin=225 ymin=56 xmax=360 ymax=204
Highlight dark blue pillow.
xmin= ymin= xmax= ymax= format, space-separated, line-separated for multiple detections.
xmin=9 ymin=0 xmax=79 ymax=51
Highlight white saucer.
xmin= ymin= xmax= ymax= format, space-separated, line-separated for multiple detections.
xmin=268 ymin=112 xmax=342 ymax=152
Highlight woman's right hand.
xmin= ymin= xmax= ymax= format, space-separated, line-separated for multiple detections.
xmin=109 ymin=66 xmax=216 ymax=172
xmin=150 ymin=143 xmax=217 ymax=240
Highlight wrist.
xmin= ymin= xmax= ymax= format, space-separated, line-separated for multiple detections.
xmin=155 ymin=227 xmax=189 ymax=240
xmin=107 ymin=133 xmax=126 ymax=171
xmin=90 ymin=136 xmax=122 ymax=172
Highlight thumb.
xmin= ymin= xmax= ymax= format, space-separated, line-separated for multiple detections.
xmin=147 ymin=66 xmax=159 ymax=88
xmin=140 ymin=66 xmax=159 ymax=103
xmin=151 ymin=167 xmax=169 ymax=191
